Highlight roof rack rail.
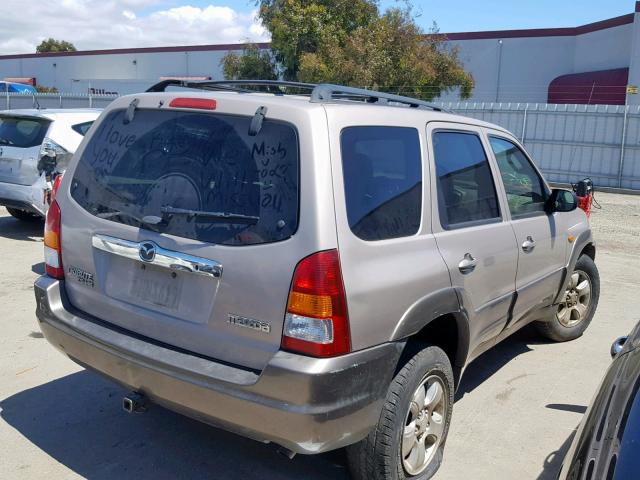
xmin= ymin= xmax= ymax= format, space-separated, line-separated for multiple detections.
xmin=146 ymin=79 xmax=315 ymax=94
xmin=311 ymin=84 xmax=446 ymax=111
xmin=145 ymin=79 xmax=448 ymax=112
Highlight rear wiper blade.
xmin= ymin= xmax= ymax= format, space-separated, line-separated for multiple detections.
xmin=96 ymin=209 xmax=163 ymax=228
xmin=160 ymin=206 xmax=260 ymax=225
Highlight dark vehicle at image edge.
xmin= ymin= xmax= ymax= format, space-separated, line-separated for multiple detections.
xmin=558 ymin=321 xmax=640 ymax=480
xmin=34 ymin=81 xmax=600 ymax=480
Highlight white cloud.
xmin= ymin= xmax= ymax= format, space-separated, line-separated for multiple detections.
xmin=0 ymin=1 xmax=269 ymax=54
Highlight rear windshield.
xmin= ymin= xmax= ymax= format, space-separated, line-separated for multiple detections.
xmin=0 ymin=116 xmax=50 ymax=148
xmin=70 ymin=108 xmax=299 ymax=246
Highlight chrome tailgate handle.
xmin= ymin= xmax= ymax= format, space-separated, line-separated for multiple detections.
xmin=92 ymin=234 xmax=223 ymax=278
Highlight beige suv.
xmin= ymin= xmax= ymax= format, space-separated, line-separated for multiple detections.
xmin=34 ymin=81 xmax=599 ymax=479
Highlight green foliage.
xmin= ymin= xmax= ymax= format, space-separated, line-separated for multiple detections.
xmin=259 ymin=0 xmax=378 ymax=80
xmin=221 ymin=1 xmax=474 ymax=100
xmin=222 ymin=44 xmax=278 ymax=80
xmin=36 ymin=38 xmax=77 ymax=53
xmin=35 ymin=85 xmax=59 ymax=93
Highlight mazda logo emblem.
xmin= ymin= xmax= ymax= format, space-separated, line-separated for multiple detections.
xmin=139 ymin=241 xmax=157 ymax=262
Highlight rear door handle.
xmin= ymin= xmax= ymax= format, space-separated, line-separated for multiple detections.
xmin=458 ymin=253 xmax=477 ymax=274
xmin=522 ymin=236 xmax=536 ymax=253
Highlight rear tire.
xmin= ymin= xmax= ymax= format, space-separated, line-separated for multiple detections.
xmin=346 ymin=345 xmax=454 ymax=480
xmin=5 ymin=207 xmax=42 ymax=222
xmin=535 ymin=254 xmax=599 ymax=342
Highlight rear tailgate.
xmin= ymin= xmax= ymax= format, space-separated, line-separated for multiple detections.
xmin=0 ymin=114 xmax=50 ymax=185
xmin=56 ymin=93 xmax=335 ymax=371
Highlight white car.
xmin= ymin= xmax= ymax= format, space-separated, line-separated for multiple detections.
xmin=0 ymin=108 xmax=101 ymax=220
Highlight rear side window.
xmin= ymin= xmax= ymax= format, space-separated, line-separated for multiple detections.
xmin=0 ymin=116 xmax=50 ymax=148
xmin=72 ymin=121 xmax=94 ymax=136
xmin=71 ymin=109 xmax=299 ymax=246
xmin=432 ymin=131 xmax=501 ymax=229
xmin=341 ymin=126 xmax=422 ymax=241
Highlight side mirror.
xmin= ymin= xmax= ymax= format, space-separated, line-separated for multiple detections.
xmin=545 ymin=188 xmax=578 ymax=213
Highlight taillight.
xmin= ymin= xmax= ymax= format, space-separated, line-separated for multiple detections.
xmin=51 ymin=173 xmax=63 ymax=200
xmin=282 ymin=250 xmax=350 ymax=357
xmin=44 ymin=200 xmax=64 ymax=279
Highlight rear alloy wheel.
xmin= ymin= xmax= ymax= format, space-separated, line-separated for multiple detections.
xmin=347 ymin=345 xmax=453 ymax=480
xmin=535 ymin=254 xmax=599 ymax=342
xmin=6 ymin=207 xmax=42 ymax=222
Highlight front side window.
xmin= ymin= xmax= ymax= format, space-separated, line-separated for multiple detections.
xmin=71 ymin=109 xmax=299 ymax=246
xmin=341 ymin=126 xmax=422 ymax=241
xmin=432 ymin=131 xmax=501 ymax=229
xmin=489 ymin=136 xmax=547 ymax=217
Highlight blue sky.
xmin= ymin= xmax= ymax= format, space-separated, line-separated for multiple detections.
xmin=185 ymin=0 xmax=633 ymax=33
xmin=0 ymin=0 xmax=634 ymax=54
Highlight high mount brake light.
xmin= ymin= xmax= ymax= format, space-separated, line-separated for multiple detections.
xmin=282 ymin=250 xmax=351 ymax=357
xmin=44 ymin=200 xmax=64 ymax=279
xmin=169 ymin=98 xmax=217 ymax=110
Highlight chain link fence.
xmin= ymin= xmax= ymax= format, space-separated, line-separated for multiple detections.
xmin=1 ymin=93 xmax=639 ymax=190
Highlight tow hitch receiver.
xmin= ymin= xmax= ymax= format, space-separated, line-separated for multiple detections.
xmin=122 ymin=392 xmax=149 ymax=413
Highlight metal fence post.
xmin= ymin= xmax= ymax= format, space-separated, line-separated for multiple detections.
xmin=521 ymin=104 xmax=528 ymax=144
xmin=618 ymin=104 xmax=630 ymax=188
xmin=5 ymin=91 xmax=8 ymax=110
xmin=88 ymin=94 xmax=93 ymax=108
xmin=59 ymin=94 xmax=63 ymax=108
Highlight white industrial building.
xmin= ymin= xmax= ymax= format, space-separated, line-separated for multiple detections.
xmin=2 ymin=2 xmax=640 ymax=104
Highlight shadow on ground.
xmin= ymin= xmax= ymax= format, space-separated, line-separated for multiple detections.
xmin=0 ymin=212 xmax=43 ymax=242
xmin=536 ymin=430 xmax=577 ymax=480
xmin=1 ymin=327 xmax=546 ymax=479
xmin=455 ymin=325 xmax=544 ymax=400
xmin=0 ymin=370 xmax=349 ymax=480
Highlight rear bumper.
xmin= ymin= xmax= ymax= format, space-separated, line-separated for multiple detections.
xmin=0 ymin=179 xmax=46 ymax=215
xmin=34 ymin=276 xmax=403 ymax=454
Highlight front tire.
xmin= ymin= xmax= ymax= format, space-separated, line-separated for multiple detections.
xmin=5 ymin=207 xmax=42 ymax=222
xmin=347 ymin=345 xmax=454 ymax=480
xmin=535 ymin=254 xmax=600 ymax=342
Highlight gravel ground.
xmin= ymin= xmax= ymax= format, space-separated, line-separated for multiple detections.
xmin=589 ymin=191 xmax=640 ymax=252
xmin=0 ymin=192 xmax=638 ymax=480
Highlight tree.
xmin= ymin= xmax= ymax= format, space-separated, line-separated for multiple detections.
xmin=221 ymin=1 xmax=474 ymax=100
xmin=298 ymin=10 xmax=475 ymax=100
xmin=222 ymin=43 xmax=278 ymax=80
xmin=258 ymin=0 xmax=378 ymax=80
xmin=36 ymin=38 xmax=76 ymax=53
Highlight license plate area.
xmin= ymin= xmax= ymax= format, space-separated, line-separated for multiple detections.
xmin=130 ymin=264 xmax=183 ymax=310
xmin=0 ymin=157 xmax=18 ymax=173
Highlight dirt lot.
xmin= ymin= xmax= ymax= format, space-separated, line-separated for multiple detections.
xmin=0 ymin=192 xmax=638 ymax=480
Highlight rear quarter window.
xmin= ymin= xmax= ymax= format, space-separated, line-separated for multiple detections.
xmin=341 ymin=126 xmax=422 ymax=241
xmin=70 ymin=108 xmax=299 ymax=246
xmin=71 ymin=121 xmax=94 ymax=136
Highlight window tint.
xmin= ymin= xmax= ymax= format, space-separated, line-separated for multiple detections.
xmin=432 ymin=131 xmax=500 ymax=229
xmin=341 ymin=127 xmax=422 ymax=241
xmin=71 ymin=109 xmax=299 ymax=246
xmin=0 ymin=115 xmax=50 ymax=148
xmin=489 ymin=137 xmax=547 ymax=217
xmin=72 ymin=121 xmax=94 ymax=136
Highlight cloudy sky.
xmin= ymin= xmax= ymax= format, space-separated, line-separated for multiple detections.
xmin=0 ymin=0 xmax=632 ymax=55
